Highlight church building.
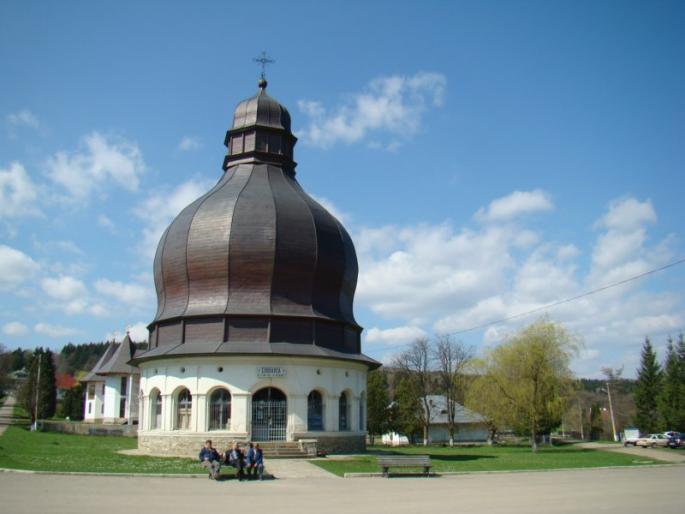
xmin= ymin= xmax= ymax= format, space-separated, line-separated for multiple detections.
xmin=130 ymin=76 xmax=379 ymax=455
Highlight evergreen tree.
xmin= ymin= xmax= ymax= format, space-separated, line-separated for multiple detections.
xmin=634 ymin=338 xmax=663 ymax=433
xmin=659 ymin=336 xmax=685 ymax=430
xmin=366 ymin=369 xmax=390 ymax=443
xmin=61 ymin=384 xmax=84 ymax=421
xmin=19 ymin=348 xmax=57 ymax=422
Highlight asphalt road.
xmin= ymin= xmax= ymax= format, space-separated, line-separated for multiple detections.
xmin=1 ymin=465 xmax=683 ymax=514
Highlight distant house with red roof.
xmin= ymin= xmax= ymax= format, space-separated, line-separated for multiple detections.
xmin=55 ymin=373 xmax=78 ymax=399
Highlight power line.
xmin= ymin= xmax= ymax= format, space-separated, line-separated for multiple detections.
xmin=364 ymin=257 xmax=685 ymax=358
xmin=446 ymin=257 xmax=685 ymax=337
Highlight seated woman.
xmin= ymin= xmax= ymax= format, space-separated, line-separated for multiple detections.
xmin=198 ymin=440 xmax=221 ymax=480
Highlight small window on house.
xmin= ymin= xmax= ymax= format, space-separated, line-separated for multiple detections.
xmin=120 ymin=377 xmax=127 ymax=396
xmin=87 ymin=384 xmax=95 ymax=400
xmin=88 ymin=403 xmax=92 ymax=414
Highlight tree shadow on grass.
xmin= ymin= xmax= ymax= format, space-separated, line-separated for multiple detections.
xmin=369 ymin=449 xmax=495 ymax=462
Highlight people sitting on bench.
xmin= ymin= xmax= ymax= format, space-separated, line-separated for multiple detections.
xmin=199 ymin=439 xmax=221 ymax=480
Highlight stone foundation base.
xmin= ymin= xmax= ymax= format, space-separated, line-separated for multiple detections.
xmin=138 ymin=432 xmax=366 ymax=457
xmin=139 ymin=433 xmax=249 ymax=457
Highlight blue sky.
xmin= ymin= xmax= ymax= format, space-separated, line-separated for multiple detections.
xmin=1 ymin=0 xmax=683 ymax=377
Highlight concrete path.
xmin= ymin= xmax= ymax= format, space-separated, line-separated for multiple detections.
xmin=0 ymin=465 xmax=683 ymax=514
xmin=0 ymin=395 xmax=18 ymax=436
xmin=577 ymin=441 xmax=685 ymax=463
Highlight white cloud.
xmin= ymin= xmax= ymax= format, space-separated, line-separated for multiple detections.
xmin=105 ymin=321 xmax=148 ymax=343
xmin=178 ymin=136 xmax=201 ymax=151
xmin=475 ymin=189 xmax=553 ymax=223
xmin=0 ymin=245 xmax=40 ymax=290
xmin=6 ymin=110 xmax=40 ymax=130
xmin=0 ymin=162 xmax=41 ymax=218
xmin=365 ymin=326 xmax=428 ymax=346
xmin=34 ymin=322 xmax=83 ymax=338
xmin=297 ymin=71 xmax=446 ymax=148
xmin=135 ymin=178 xmax=213 ymax=258
xmin=355 ymin=194 xmax=682 ymax=377
xmin=2 ymin=321 xmax=29 ymax=336
xmin=94 ymin=278 xmax=153 ymax=308
xmin=46 ymin=132 xmax=145 ymax=198
xmin=596 ymin=197 xmax=656 ymax=231
xmin=41 ymin=275 xmax=87 ymax=301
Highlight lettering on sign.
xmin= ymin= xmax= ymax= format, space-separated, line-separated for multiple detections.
xmin=257 ymin=366 xmax=287 ymax=378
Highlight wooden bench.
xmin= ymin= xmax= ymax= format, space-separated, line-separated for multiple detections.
xmin=378 ymin=455 xmax=432 ymax=477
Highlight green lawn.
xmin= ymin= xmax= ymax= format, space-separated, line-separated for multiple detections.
xmin=311 ymin=444 xmax=666 ymax=476
xmin=0 ymin=426 xmax=200 ymax=474
xmin=12 ymin=404 xmax=30 ymax=420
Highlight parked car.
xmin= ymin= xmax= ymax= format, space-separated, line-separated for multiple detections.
xmin=636 ymin=433 xmax=670 ymax=448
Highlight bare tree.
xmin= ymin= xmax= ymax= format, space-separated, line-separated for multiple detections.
xmin=394 ymin=338 xmax=435 ymax=446
xmin=434 ymin=335 xmax=473 ymax=446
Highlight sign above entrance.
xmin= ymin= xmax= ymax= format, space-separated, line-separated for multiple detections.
xmin=257 ymin=366 xmax=286 ymax=378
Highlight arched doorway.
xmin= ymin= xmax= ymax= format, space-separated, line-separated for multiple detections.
xmin=251 ymin=387 xmax=287 ymax=441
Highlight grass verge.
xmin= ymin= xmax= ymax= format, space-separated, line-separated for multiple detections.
xmin=311 ymin=444 xmax=667 ymax=477
xmin=0 ymin=425 xmax=199 ymax=474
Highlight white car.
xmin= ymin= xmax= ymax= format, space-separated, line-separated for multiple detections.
xmin=636 ymin=433 xmax=670 ymax=448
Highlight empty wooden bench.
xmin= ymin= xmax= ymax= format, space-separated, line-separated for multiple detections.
xmin=377 ymin=455 xmax=432 ymax=477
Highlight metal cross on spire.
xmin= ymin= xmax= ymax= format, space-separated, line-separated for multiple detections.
xmin=253 ymin=51 xmax=275 ymax=80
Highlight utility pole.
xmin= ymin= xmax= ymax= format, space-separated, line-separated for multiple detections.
xmin=606 ymin=380 xmax=618 ymax=442
xmin=31 ymin=353 xmax=42 ymax=432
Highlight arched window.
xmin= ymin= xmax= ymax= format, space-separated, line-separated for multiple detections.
xmin=307 ymin=390 xmax=324 ymax=431
xmin=150 ymin=388 xmax=162 ymax=430
xmin=176 ymin=388 xmax=192 ymax=430
xmin=359 ymin=391 xmax=366 ymax=431
xmin=338 ymin=392 xmax=349 ymax=431
xmin=209 ymin=389 xmax=231 ymax=431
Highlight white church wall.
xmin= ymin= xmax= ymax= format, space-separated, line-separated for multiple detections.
xmin=137 ymin=355 xmax=368 ymax=451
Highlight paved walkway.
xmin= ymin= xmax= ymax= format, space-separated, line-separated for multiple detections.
xmin=0 ymin=395 xmax=18 ymax=436
xmin=577 ymin=441 xmax=685 ymax=463
xmin=0 ymin=465 xmax=683 ymax=514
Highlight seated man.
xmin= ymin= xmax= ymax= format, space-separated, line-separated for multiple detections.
xmin=254 ymin=443 xmax=265 ymax=480
xmin=244 ymin=442 xmax=256 ymax=478
xmin=226 ymin=442 xmax=246 ymax=481
xmin=199 ymin=439 xmax=221 ymax=480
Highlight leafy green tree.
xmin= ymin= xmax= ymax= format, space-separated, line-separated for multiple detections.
xmin=634 ymin=337 xmax=663 ymax=433
xmin=466 ymin=319 xmax=578 ymax=452
xmin=658 ymin=337 xmax=685 ymax=430
xmin=19 ymin=348 xmax=57 ymax=423
xmin=366 ymin=369 xmax=390 ymax=443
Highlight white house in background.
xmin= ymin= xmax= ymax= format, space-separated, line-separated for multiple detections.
xmin=424 ymin=395 xmax=489 ymax=443
xmin=81 ymin=334 xmax=140 ymax=424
